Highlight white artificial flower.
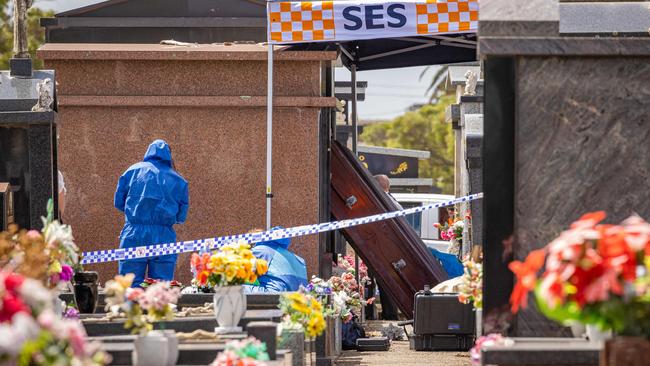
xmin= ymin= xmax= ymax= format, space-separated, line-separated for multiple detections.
xmin=19 ymin=278 xmax=54 ymax=310
xmin=43 ymin=220 xmax=79 ymax=264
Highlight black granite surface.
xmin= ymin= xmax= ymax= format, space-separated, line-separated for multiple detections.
xmin=481 ymin=337 xmax=600 ymax=366
xmin=513 ymin=56 xmax=650 ymax=336
xmin=482 ymin=57 xmax=516 ymax=334
xmin=82 ymin=310 xmax=283 ymax=336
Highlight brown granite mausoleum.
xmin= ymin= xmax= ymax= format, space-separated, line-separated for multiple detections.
xmin=38 ymin=43 xmax=337 ymax=285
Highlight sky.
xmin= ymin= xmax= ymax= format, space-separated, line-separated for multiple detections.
xmin=34 ymin=0 xmax=438 ymax=122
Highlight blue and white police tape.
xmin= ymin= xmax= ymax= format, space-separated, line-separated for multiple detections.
xmin=81 ymin=192 xmax=483 ymax=264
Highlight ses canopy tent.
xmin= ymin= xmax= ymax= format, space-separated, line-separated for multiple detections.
xmin=264 ymin=0 xmax=478 ymax=227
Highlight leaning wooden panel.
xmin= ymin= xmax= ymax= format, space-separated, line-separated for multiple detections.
xmin=330 ymin=141 xmax=448 ymax=318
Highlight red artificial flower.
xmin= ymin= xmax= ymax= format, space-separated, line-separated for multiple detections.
xmin=509 ymin=249 xmax=546 ymax=313
xmin=197 ymin=271 xmax=209 ymax=286
xmin=597 ymin=226 xmax=637 ymax=281
xmin=4 ymin=273 xmax=24 ymax=294
xmin=0 ymin=293 xmax=30 ymax=322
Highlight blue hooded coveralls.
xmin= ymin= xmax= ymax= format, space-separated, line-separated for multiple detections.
xmin=428 ymin=247 xmax=464 ymax=278
xmin=114 ymin=140 xmax=189 ymax=286
xmin=243 ymin=230 xmax=308 ymax=293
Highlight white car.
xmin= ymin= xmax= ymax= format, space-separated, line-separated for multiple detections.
xmin=392 ymin=193 xmax=454 ymax=254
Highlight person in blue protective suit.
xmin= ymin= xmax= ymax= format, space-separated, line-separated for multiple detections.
xmin=114 ymin=139 xmax=189 ymax=286
xmin=428 ymin=247 xmax=464 ymax=278
xmin=244 ymin=227 xmax=308 ymax=293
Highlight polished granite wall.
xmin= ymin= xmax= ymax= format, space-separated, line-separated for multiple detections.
xmin=38 ymin=44 xmax=336 ymax=285
xmin=480 ymin=0 xmax=650 ymax=337
xmin=513 ymin=55 xmax=650 ymax=335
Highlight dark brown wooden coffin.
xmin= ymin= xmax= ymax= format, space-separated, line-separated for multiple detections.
xmin=330 ymin=141 xmax=448 ymax=318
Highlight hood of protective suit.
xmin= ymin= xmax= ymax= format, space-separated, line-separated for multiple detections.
xmin=144 ymin=139 xmax=172 ymax=166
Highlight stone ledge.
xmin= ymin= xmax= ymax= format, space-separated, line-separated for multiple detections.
xmin=479 ymin=37 xmax=650 ymax=56
xmin=38 ymin=43 xmax=338 ymax=61
xmin=59 ymin=95 xmax=337 ymax=108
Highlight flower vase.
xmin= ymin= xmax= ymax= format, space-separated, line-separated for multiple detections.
xmin=334 ymin=316 xmax=342 ymax=356
xmin=163 ymin=330 xmax=179 ymax=366
xmin=73 ymin=271 xmax=99 ymax=313
xmin=279 ymin=329 xmax=305 ymax=366
xmin=133 ymin=331 xmax=169 ymax=366
xmin=475 ymin=308 xmax=483 ymax=337
xmin=213 ymin=285 xmax=246 ymax=334
xmin=53 ymin=292 xmax=64 ymax=317
xmin=586 ymin=324 xmax=612 ymax=343
xmin=570 ymin=322 xmax=586 ymax=338
xmin=602 ymin=337 xmax=650 ymax=366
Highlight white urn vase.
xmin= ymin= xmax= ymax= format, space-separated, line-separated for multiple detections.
xmin=213 ymin=285 xmax=246 ymax=334
xmin=586 ymin=324 xmax=613 ymax=343
xmin=163 ymin=330 xmax=179 ymax=366
xmin=133 ymin=331 xmax=169 ymax=366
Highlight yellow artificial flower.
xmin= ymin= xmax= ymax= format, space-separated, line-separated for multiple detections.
xmin=306 ymin=313 xmax=326 ymax=338
xmin=247 ymin=272 xmax=257 ymax=284
xmin=255 ymin=259 xmax=269 ymax=275
xmin=48 ymin=260 xmax=62 ymax=275
xmin=115 ymin=273 xmax=135 ymax=289
xmin=225 ymin=266 xmax=237 ymax=282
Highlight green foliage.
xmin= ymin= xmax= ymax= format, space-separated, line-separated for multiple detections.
xmin=360 ymin=94 xmax=455 ymax=194
xmin=534 ymin=285 xmax=650 ymax=338
xmin=0 ymin=1 xmax=54 ymax=70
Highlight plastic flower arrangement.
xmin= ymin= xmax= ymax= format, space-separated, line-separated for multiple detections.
xmin=141 ymin=277 xmax=182 ymax=289
xmin=212 ymin=337 xmax=270 ymax=366
xmin=509 ymin=212 xmax=650 ymax=337
xmin=334 ymin=254 xmax=371 ymax=286
xmin=458 ymin=258 xmax=483 ymax=309
xmin=0 ymin=271 xmax=109 ymax=365
xmin=190 ymin=241 xmax=269 ymax=288
xmin=303 ymin=274 xmax=374 ymax=324
xmin=470 ymin=334 xmax=509 ymax=366
xmin=0 ymin=200 xmax=79 ymax=289
xmin=104 ymin=274 xmax=180 ymax=335
xmin=434 ymin=216 xmax=465 ymax=255
xmin=279 ymin=292 xmax=327 ymax=338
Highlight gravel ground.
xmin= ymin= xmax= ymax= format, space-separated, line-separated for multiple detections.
xmin=334 ymin=321 xmax=472 ymax=366
xmin=336 ymin=340 xmax=471 ymax=366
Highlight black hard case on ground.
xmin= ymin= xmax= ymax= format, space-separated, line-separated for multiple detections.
xmin=410 ymin=291 xmax=475 ymax=351
xmin=356 ymin=337 xmax=391 ymax=352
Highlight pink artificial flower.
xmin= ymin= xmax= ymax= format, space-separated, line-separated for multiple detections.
xmin=126 ymin=288 xmax=144 ymax=302
xmin=37 ymin=309 xmax=56 ymax=329
xmin=60 ymin=265 xmax=73 ymax=282
xmin=25 ymin=230 xmax=42 ymax=241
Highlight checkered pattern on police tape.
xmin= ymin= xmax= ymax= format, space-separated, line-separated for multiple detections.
xmin=416 ymin=0 xmax=478 ymax=34
xmin=80 ymin=192 xmax=483 ymax=264
xmin=268 ymin=1 xmax=336 ymax=43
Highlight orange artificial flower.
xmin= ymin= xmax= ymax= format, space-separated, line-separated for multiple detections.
xmin=570 ymin=211 xmax=606 ymax=229
xmin=509 ymin=249 xmax=547 ymax=313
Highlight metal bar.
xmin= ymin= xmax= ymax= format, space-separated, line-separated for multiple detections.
xmin=358 ymin=42 xmax=439 ymax=62
xmin=266 ymin=43 xmax=273 ymax=230
xmin=339 ymin=44 xmax=355 ymax=62
xmin=425 ymin=35 xmax=478 ymax=45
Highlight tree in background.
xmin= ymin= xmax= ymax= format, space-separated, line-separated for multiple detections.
xmin=360 ymin=94 xmax=455 ymax=194
xmin=0 ymin=0 xmax=53 ymax=70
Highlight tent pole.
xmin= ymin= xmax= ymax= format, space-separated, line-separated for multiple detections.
xmin=351 ymin=63 xmax=365 ymax=321
xmin=266 ymin=43 xmax=273 ymax=230
xmin=351 ymin=63 xmax=358 ymax=155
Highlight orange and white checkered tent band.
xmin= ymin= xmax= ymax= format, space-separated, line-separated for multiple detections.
xmin=267 ymin=0 xmax=478 ymax=44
